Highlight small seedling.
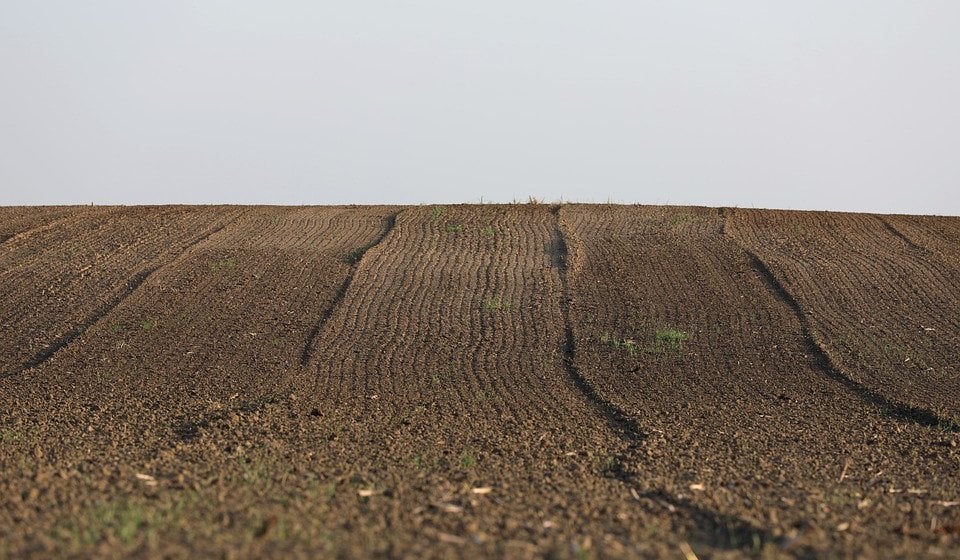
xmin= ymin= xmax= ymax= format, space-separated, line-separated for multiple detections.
xmin=598 ymin=454 xmax=624 ymax=476
xmin=600 ymin=332 xmax=640 ymax=356
xmin=445 ymin=223 xmax=463 ymax=233
xmin=483 ymin=298 xmax=512 ymax=312
xmin=669 ymin=212 xmax=694 ymax=226
xmin=459 ymin=452 xmax=476 ymax=470
xmin=139 ymin=318 xmax=157 ymax=331
xmin=430 ymin=206 xmax=446 ymax=221
xmin=210 ymin=257 xmax=235 ymax=271
xmin=0 ymin=429 xmax=21 ymax=444
xmin=937 ymin=420 xmax=960 ymax=433
xmin=413 ymin=454 xmax=425 ymax=469
xmin=881 ymin=343 xmax=914 ymax=363
xmin=649 ymin=328 xmax=690 ymax=353
xmin=480 ymin=226 xmax=495 ymax=237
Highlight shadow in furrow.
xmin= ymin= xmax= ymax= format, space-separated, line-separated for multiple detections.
xmin=635 ymin=489 xmax=807 ymax=557
xmin=739 ymin=245 xmax=954 ymax=431
xmin=1 ymin=214 xmax=243 ymax=380
xmin=878 ymin=216 xmax=928 ymax=254
xmin=299 ymin=212 xmax=398 ymax=366
xmin=552 ymin=208 xmax=801 ymax=556
xmin=173 ymin=392 xmax=287 ymax=442
xmin=0 ymin=234 xmax=11 ymax=246
xmin=549 ymin=206 xmax=644 ymax=443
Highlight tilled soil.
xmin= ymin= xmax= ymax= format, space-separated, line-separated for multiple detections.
xmin=725 ymin=209 xmax=960 ymax=426
xmin=0 ymin=205 xmax=957 ymax=559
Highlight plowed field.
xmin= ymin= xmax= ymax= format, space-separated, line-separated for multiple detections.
xmin=1 ymin=205 xmax=957 ymax=559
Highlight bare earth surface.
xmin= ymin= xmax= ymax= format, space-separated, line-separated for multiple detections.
xmin=0 ymin=205 xmax=957 ymax=559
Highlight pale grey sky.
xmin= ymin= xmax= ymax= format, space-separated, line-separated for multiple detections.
xmin=1 ymin=1 xmax=957 ymax=214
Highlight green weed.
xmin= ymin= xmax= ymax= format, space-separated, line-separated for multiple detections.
xmin=52 ymin=494 xmax=194 ymax=550
xmin=483 ymin=298 xmax=513 ymax=312
xmin=430 ymin=206 xmax=446 ymax=221
xmin=210 ymin=257 xmax=236 ymax=271
xmin=413 ymin=454 xmax=426 ymax=469
xmin=459 ymin=452 xmax=476 ymax=470
xmin=937 ymin=420 xmax=960 ymax=433
xmin=445 ymin=223 xmax=463 ymax=233
xmin=240 ymin=457 xmax=276 ymax=495
xmin=598 ymin=454 xmax=624 ymax=476
xmin=324 ymin=482 xmax=337 ymax=504
xmin=599 ymin=332 xmax=641 ymax=356
xmin=0 ymin=429 xmax=20 ymax=444
xmin=649 ymin=328 xmax=690 ymax=353
xmin=668 ymin=212 xmax=694 ymax=226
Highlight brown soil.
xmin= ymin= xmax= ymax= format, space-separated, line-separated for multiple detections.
xmin=0 ymin=205 xmax=957 ymax=559
xmin=883 ymin=214 xmax=960 ymax=267
xmin=725 ymin=208 xmax=960 ymax=426
xmin=0 ymin=206 xmax=103 ymax=241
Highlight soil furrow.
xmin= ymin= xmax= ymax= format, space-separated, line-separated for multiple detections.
xmin=0 ymin=204 xmax=957 ymax=559
xmin=878 ymin=216 xmax=928 ymax=254
xmin=1 ymin=212 xmax=243 ymax=379
xmin=300 ymin=212 xmax=398 ymax=366
xmin=551 ymin=207 xmax=644 ymax=443
xmin=0 ymin=207 xmax=242 ymax=376
xmin=0 ymin=206 xmax=120 ymax=271
xmin=285 ymin=204 xmax=660 ymax=556
xmin=738 ymin=244 xmax=953 ymax=429
xmin=0 ymin=206 xmax=100 ymax=240
xmin=554 ymin=208 xmax=779 ymax=552
xmin=560 ymin=204 xmax=960 ymax=558
xmin=725 ymin=207 xmax=960 ymax=424
xmin=885 ymin=214 xmax=960 ymax=266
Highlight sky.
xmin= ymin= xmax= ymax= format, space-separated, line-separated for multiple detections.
xmin=0 ymin=1 xmax=958 ymax=214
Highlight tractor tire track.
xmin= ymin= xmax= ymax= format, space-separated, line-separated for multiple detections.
xmin=289 ymin=204 xmax=667 ymax=555
xmin=878 ymin=216 xmax=928 ymax=254
xmin=883 ymin=214 xmax=960 ymax=267
xmin=0 ymin=205 xmax=102 ymax=242
xmin=560 ymin=204 xmax=960 ymax=558
xmin=738 ymin=242 xmax=953 ymax=429
xmin=0 ymin=205 xmax=957 ymax=560
xmin=725 ymin=207 xmax=960 ymax=425
xmin=0 ymin=207 xmax=240 ymax=376
xmin=1 ymin=210 xmax=244 ymax=379
xmin=550 ymin=206 xmax=644 ymax=443
xmin=555 ymin=205 xmax=781 ymax=555
xmin=0 ymin=206 xmax=120 ymax=271
xmin=1 ymin=206 xmax=401 ymax=449
xmin=299 ymin=212 xmax=398 ymax=366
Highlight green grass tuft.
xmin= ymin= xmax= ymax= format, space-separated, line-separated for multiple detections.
xmin=483 ymin=298 xmax=513 ymax=312
xmin=210 ymin=257 xmax=236 ymax=271
xmin=649 ymin=328 xmax=690 ymax=353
